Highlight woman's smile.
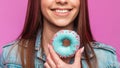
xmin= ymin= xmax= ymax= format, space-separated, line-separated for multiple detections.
xmin=50 ymin=8 xmax=73 ymax=17
xmin=41 ymin=0 xmax=80 ymax=27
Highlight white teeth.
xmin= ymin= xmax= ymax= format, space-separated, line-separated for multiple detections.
xmin=55 ymin=10 xmax=69 ymax=13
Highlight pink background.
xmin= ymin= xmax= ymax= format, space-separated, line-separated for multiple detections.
xmin=0 ymin=0 xmax=120 ymax=61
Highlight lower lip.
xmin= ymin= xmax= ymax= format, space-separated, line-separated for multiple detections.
xmin=52 ymin=10 xmax=71 ymax=17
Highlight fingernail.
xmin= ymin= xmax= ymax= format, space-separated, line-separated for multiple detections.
xmin=80 ymin=47 xmax=84 ymax=53
xmin=48 ymin=44 xmax=50 ymax=48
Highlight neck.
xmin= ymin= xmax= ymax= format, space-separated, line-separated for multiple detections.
xmin=42 ymin=21 xmax=74 ymax=56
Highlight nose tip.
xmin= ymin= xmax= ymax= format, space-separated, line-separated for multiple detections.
xmin=56 ymin=0 xmax=68 ymax=5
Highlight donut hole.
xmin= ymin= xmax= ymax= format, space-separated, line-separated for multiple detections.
xmin=63 ymin=39 xmax=70 ymax=47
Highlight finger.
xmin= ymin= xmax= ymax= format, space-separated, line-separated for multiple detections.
xmin=46 ymin=54 xmax=56 ymax=68
xmin=48 ymin=44 xmax=63 ymax=64
xmin=74 ymin=47 xmax=84 ymax=64
xmin=44 ymin=62 xmax=51 ymax=68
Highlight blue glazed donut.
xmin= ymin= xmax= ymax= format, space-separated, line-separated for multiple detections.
xmin=51 ymin=30 xmax=80 ymax=58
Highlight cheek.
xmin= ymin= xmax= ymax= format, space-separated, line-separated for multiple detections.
xmin=41 ymin=0 xmax=53 ymax=16
xmin=41 ymin=0 xmax=52 ymax=8
xmin=41 ymin=0 xmax=49 ymax=18
xmin=71 ymin=0 xmax=80 ymax=9
xmin=41 ymin=0 xmax=47 ymax=11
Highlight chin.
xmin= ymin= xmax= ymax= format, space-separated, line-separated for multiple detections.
xmin=54 ymin=22 xmax=73 ymax=28
xmin=53 ymin=20 xmax=72 ymax=26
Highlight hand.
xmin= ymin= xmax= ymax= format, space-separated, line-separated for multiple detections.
xmin=44 ymin=44 xmax=84 ymax=68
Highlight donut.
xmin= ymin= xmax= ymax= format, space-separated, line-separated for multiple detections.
xmin=51 ymin=30 xmax=80 ymax=58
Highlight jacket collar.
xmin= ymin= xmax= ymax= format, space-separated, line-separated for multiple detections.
xmin=35 ymin=29 xmax=42 ymax=51
xmin=35 ymin=29 xmax=46 ymax=61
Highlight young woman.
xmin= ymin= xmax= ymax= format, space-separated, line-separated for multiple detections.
xmin=0 ymin=0 xmax=119 ymax=68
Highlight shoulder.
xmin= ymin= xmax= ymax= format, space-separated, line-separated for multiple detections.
xmin=91 ymin=42 xmax=116 ymax=54
xmin=91 ymin=42 xmax=120 ymax=68
xmin=0 ymin=40 xmax=22 ymax=67
xmin=3 ymin=40 xmax=19 ymax=48
xmin=91 ymin=41 xmax=116 ymax=59
xmin=1 ymin=40 xmax=20 ymax=63
xmin=2 ymin=39 xmax=19 ymax=54
xmin=2 ymin=40 xmax=19 ymax=53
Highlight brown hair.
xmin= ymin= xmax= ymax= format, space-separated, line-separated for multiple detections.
xmin=17 ymin=0 xmax=97 ymax=68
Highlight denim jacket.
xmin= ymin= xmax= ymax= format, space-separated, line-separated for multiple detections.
xmin=0 ymin=30 xmax=120 ymax=68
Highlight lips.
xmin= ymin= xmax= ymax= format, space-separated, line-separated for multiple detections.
xmin=50 ymin=8 xmax=72 ymax=16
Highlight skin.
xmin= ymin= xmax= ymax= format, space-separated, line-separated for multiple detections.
xmin=40 ymin=0 xmax=84 ymax=67
xmin=41 ymin=0 xmax=80 ymax=27
xmin=44 ymin=44 xmax=84 ymax=68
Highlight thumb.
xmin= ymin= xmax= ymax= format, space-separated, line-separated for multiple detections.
xmin=74 ymin=47 xmax=84 ymax=64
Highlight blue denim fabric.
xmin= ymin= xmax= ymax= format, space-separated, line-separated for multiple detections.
xmin=0 ymin=30 xmax=120 ymax=68
xmin=1 ymin=42 xmax=119 ymax=68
